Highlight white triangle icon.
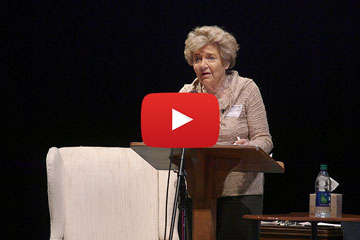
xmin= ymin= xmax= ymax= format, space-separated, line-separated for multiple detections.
xmin=172 ymin=108 xmax=193 ymax=131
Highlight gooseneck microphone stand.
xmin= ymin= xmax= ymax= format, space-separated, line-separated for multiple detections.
xmin=169 ymin=148 xmax=187 ymax=240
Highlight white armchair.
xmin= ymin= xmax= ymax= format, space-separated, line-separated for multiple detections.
xmin=46 ymin=146 xmax=179 ymax=240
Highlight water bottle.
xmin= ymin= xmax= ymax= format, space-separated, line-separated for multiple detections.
xmin=315 ymin=164 xmax=331 ymax=217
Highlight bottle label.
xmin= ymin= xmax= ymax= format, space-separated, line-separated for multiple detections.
xmin=316 ymin=191 xmax=331 ymax=207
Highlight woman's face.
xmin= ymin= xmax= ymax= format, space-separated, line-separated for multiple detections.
xmin=193 ymin=44 xmax=230 ymax=93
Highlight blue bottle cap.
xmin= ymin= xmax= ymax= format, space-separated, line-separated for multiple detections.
xmin=320 ymin=164 xmax=328 ymax=170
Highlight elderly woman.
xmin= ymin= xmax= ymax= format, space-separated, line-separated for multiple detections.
xmin=179 ymin=26 xmax=273 ymax=240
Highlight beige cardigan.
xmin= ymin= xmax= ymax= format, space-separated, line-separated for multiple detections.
xmin=180 ymin=70 xmax=273 ymax=196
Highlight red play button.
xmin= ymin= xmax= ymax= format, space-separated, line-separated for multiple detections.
xmin=141 ymin=93 xmax=219 ymax=148
xmin=171 ymin=108 xmax=193 ymax=130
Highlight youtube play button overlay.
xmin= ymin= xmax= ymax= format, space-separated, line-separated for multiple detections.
xmin=141 ymin=93 xmax=219 ymax=148
xmin=172 ymin=108 xmax=193 ymax=131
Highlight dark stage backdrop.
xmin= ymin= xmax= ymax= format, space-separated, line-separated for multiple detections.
xmin=7 ymin=1 xmax=360 ymax=239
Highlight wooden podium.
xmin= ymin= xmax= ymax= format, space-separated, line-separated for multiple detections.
xmin=130 ymin=142 xmax=284 ymax=240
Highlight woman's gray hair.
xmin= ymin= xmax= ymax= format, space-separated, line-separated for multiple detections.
xmin=184 ymin=26 xmax=239 ymax=68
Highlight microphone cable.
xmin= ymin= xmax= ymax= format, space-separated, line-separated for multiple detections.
xmin=165 ymin=91 xmax=195 ymax=239
xmin=164 ymin=148 xmax=174 ymax=240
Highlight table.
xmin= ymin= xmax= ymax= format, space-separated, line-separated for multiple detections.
xmin=243 ymin=212 xmax=360 ymax=240
xmin=260 ymin=224 xmax=343 ymax=240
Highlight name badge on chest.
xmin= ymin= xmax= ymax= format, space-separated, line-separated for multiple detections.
xmin=226 ymin=104 xmax=242 ymax=117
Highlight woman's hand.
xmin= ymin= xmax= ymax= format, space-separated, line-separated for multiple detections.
xmin=233 ymin=136 xmax=249 ymax=145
